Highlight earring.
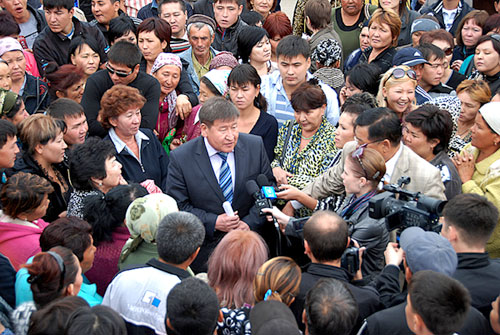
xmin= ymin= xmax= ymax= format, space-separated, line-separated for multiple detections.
xmin=98 ymin=182 xmax=103 ymax=186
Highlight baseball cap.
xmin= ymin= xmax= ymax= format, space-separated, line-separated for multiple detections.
xmin=250 ymin=301 xmax=301 ymax=335
xmin=400 ymin=227 xmax=457 ymax=275
xmin=392 ymin=47 xmax=430 ymax=67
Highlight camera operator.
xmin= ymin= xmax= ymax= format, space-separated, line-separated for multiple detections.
xmin=442 ymin=193 xmax=500 ymax=319
xmin=288 ymin=211 xmax=380 ymax=332
xmin=358 ymin=227 xmax=490 ymax=335
xmin=288 ymin=107 xmax=446 ymax=217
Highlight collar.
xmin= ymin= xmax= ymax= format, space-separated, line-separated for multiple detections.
xmin=151 ymin=0 xmax=158 ymax=9
xmin=466 ymin=144 xmax=500 ymax=176
xmin=146 ymin=258 xmax=191 ymax=279
xmin=484 ymin=71 xmax=500 ymax=83
xmin=19 ymin=75 xmax=27 ymax=96
xmin=385 ymin=143 xmax=403 ymax=180
xmin=306 ymin=263 xmax=351 ymax=281
xmin=108 ymin=127 xmax=149 ymax=154
xmin=272 ymin=71 xmax=314 ymax=93
xmin=0 ymin=210 xmax=41 ymax=228
xmin=204 ymin=137 xmax=234 ymax=157
xmin=457 ymin=252 xmax=490 ymax=269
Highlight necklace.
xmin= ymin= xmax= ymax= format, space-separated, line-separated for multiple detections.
xmin=301 ymin=134 xmax=314 ymax=140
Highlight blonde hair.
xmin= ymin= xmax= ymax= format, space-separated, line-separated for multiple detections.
xmin=19 ymin=114 xmax=64 ymax=155
xmin=376 ymin=65 xmax=417 ymax=108
xmin=369 ymin=9 xmax=402 ymax=47
xmin=253 ymin=257 xmax=301 ymax=306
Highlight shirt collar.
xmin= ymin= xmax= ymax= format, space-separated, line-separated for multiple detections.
xmin=108 ymin=127 xmax=149 ymax=154
xmin=204 ymin=137 xmax=234 ymax=156
xmin=384 ymin=143 xmax=403 ymax=181
xmin=151 ymin=0 xmax=158 ymax=9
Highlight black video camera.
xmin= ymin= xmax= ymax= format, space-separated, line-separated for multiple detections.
xmin=368 ymin=176 xmax=445 ymax=232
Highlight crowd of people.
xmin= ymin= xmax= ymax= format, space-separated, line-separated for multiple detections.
xmin=0 ymin=0 xmax=500 ymax=333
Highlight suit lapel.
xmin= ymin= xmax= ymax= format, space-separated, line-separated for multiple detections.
xmin=233 ymin=138 xmax=247 ymax=203
xmin=194 ymin=137 xmax=226 ymax=202
xmin=390 ymin=145 xmax=410 ymax=184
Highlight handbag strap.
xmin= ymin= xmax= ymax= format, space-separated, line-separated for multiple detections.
xmin=279 ymin=121 xmax=294 ymax=166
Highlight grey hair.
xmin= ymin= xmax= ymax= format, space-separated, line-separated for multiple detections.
xmin=199 ymin=97 xmax=240 ymax=127
xmin=187 ymin=22 xmax=214 ymax=37
xmin=156 ymin=212 xmax=205 ymax=264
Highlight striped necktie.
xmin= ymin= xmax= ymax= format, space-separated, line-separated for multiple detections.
xmin=218 ymin=152 xmax=233 ymax=203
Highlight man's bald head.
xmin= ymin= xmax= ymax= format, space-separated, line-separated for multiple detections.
xmin=303 ymin=211 xmax=348 ymax=262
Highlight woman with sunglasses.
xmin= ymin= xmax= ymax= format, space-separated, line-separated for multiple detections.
xmin=452 ymin=102 xmax=500 ymax=258
xmin=451 ymin=10 xmax=489 ymax=73
xmin=267 ymin=147 xmax=389 ymax=276
xmin=419 ymin=29 xmax=466 ymax=91
xmin=377 ymin=66 xmax=417 ymax=120
xmin=470 ymin=35 xmax=500 ymax=98
xmin=358 ymin=9 xmax=401 ymax=74
xmin=403 ymin=105 xmax=461 ymax=200
xmin=11 ymin=246 xmax=82 ymax=335
xmin=137 ymin=17 xmax=197 ymax=121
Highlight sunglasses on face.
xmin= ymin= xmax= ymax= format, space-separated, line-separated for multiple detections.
xmin=442 ymin=47 xmax=453 ymax=56
xmin=106 ymin=62 xmax=134 ymax=78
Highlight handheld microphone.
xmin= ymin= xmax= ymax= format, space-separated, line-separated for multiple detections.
xmin=245 ymin=180 xmax=272 ymax=216
xmin=222 ymin=201 xmax=235 ymax=216
xmin=257 ymin=174 xmax=278 ymax=199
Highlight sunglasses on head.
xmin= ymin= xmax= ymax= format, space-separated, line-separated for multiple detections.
xmin=388 ymin=68 xmax=417 ymax=82
xmin=491 ymin=34 xmax=500 ymax=43
xmin=352 ymin=144 xmax=381 ymax=180
xmin=106 ymin=62 xmax=134 ymax=78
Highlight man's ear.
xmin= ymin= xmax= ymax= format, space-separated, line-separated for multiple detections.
xmin=303 ymin=240 xmax=311 ymax=255
xmin=302 ymin=309 xmax=307 ymax=326
xmin=200 ymin=123 xmax=209 ymax=137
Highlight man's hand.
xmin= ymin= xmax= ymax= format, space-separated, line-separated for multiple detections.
xmin=384 ymin=242 xmax=404 ymax=267
xmin=236 ymin=220 xmax=250 ymax=231
xmin=176 ymin=94 xmax=192 ymax=120
xmin=272 ymin=167 xmax=293 ymax=185
xmin=215 ymin=213 xmax=240 ymax=232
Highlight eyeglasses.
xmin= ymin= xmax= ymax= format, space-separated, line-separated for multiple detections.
xmin=106 ymin=62 xmax=134 ymax=77
xmin=442 ymin=47 xmax=453 ymax=56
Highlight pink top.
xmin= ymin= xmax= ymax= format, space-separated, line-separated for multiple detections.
xmin=84 ymin=226 xmax=130 ymax=296
xmin=180 ymin=104 xmax=202 ymax=142
xmin=23 ymin=50 xmax=40 ymax=78
xmin=0 ymin=216 xmax=50 ymax=271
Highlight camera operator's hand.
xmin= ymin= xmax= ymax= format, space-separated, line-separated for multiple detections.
xmin=384 ymin=242 xmax=404 ymax=267
xmin=351 ymin=239 xmax=365 ymax=281
xmin=262 ymin=207 xmax=291 ymax=233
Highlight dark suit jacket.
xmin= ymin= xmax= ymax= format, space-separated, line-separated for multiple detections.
xmin=166 ymin=133 xmax=273 ymax=272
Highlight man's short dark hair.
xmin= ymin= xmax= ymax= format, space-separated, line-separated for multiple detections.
xmin=305 ymin=278 xmax=358 ymax=335
xmin=107 ymin=41 xmax=142 ymax=69
xmin=304 ymin=0 xmax=331 ymax=30
xmin=303 ymin=211 xmax=348 ymax=262
xmin=276 ymin=35 xmax=310 ymax=60
xmin=213 ymin=0 xmax=244 ymax=5
xmin=46 ymin=98 xmax=84 ymax=121
xmin=341 ymin=92 xmax=377 ymax=114
xmin=166 ymin=277 xmax=219 ymax=335
xmin=109 ymin=16 xmax=137 ymax=44
xmin=43 ymin=0 xmax=73 ymax=10
xmin=159 ymin=0 xmax=187 ymax=13
xmin=404 ymin=105 xmax=453 ymax=154
xmin=443 ymin=194 xmax=499 ymax=247
xmin=39 ymin=217 xmax=93 ymax=262
xmin=355 ymin=107 xmax=402 ymax=146
xmin=418 ymin=43 xmax=445 ymax=61
xmin=199 ymin=97 xmax=240 ymax=127
xmin=65 ymin=305 xmax=127 ymax=335
xmin=156 ymin=212 xmax=205 ymax=264
xmin=408 ymin=270 xmax=470 ymax=335
xmin=0 ymin=119 xmax=17 ymax=149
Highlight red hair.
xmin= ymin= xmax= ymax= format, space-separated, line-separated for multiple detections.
xmin=207 ymin=230 xmax=268 ymax=308
xmin=263 ymin=11 xmax=292 ymax=39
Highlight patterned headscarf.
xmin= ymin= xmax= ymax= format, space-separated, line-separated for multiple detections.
xmin=121 ymin=193 xmax=179 ymax=262
xmin=150 ymin=52 xmax=182 ymax=75
xmin=203 ymin=69 xmax=231 ymax=96
xmin=0 ymin=89 xmax=19 ymax=117
xmin=311 ymin=39 xmax=342 ymax=67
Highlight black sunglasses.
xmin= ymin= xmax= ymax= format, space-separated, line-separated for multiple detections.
xmin=442 ymin=47 xmax=453 ymax=56
xmin=106 ymin=62 xmax=134 ymax=77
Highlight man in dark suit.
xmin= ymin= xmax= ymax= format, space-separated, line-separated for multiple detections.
xmin=167 ymin=97 xmax=273 ymax=272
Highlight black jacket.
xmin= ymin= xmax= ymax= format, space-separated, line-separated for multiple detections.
xmin=81 ymin=69 xmax=160 ymax=137
xmin=453 ymin=253 xmax=500 ymax=318
xmin=484 ymin=72 xmax=500 ymax=98
xmin=104 ymin=128 xmax=169 ymax=192
xmin=212 ymin=18 xmax=247 ymax=57
xmin=139 ymin=57 xmax=198 ymax=107
xmin=7 ymin=153 xmax=71 ymax=222
xmin=360 ymin=301 xmax=491 ymax=335
xmin=290 ymin=263 xmax=380 ymax=333
xmin=90 ymin=11 xmax=142 ymax=44
xmin=22 ymin=73 xmax=50 ymax=114
xmin=33 ymin=17 xmax=108 ymax=74
xmin=372 ymin=264 xmax=407 ymax=309
xmin=340 ymin=195 xmax=389 ymax=277
xmin=358 ymin=47 xmax=396 ymax=74
xmin=0 ymin=253 xmax=16 ymax=308
xmin=421 ymin=0 xmax=473 ymax=36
